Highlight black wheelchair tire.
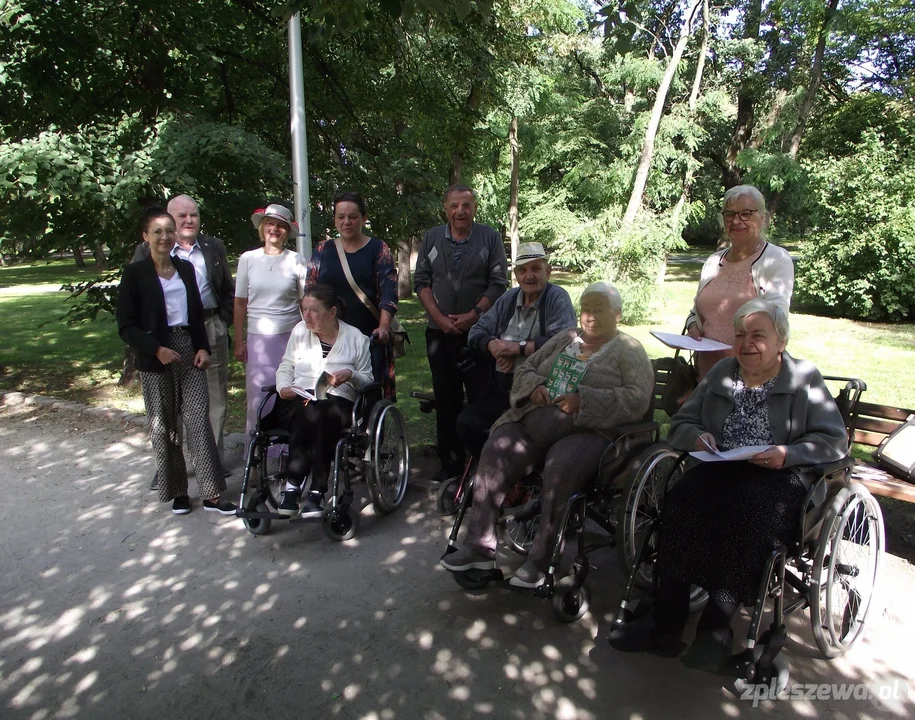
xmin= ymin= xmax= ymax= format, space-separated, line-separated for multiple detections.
xmin=242 ymin=494 xmax=272 ymax=537
xmin=551 ymin=575 xmax=591 ymax=623
xmin=367 ymin=402 xmax=410 ymax=514
xmin=436 ymin=476 xmax=462 ymax=516
xmin=323 ymin=504 xmax=360 ymax=542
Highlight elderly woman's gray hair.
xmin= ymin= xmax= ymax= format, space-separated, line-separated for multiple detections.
xmin=580 ymin=282 xmax=623 ymax=315
xmin=733 ymin=298 xmax=790 ymax=343
xmin=720 ymin=184 xmax=769 ymax=240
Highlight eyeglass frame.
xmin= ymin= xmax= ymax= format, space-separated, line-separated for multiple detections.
xmin=721 ymin=208 xmax=760 ymax=223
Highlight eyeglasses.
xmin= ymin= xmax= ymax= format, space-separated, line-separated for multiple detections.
xmin=721 ymin=209 xmax=759 ymax=223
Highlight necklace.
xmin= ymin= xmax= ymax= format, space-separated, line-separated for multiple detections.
xmin=266 ymin=249 xmax=284 ymax=271
xmin=157 ymin=263 xmax=176 ymax=279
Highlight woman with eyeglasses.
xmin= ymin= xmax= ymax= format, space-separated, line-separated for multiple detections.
xmin=685 ymin=185 xmax=794 ymax=379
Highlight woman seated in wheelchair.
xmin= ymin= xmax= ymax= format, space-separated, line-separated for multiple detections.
xmin=265 ymin=284 xmax=374 ymax=519
xmin=610 ymin=298 xmax=848 ymax=670
xmin=440 ymin=282 xmax=654 ymax=588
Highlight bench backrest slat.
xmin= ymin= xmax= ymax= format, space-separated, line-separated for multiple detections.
xmin=851 ymin=401 xmax=915 ymax=449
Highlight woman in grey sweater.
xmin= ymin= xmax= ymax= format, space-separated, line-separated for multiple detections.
xmin=610 ymin=299 xmax=848 ymax=671
xmin=440 ymin=283 xmax=654 ymax=589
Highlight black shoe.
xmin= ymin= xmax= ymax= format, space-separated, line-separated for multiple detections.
xmin=150 ymin=472 xmax=159 ymax=491
xmin=171 ymin=495 xmax=191 ymax=515
xmin=299 ymin=491 xmax=325 ymax=519
xmin=681 ymin=628 xmax=734 ymax=673
xmin=608 ymin=614 xmax=683 ymax=658
xmin=203 ymin=498 xmax=238 ymax=515
xmin=277 ymin=488 xmax=301 ymax=517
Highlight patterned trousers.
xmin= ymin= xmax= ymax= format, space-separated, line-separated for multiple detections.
xmin=141 ymin=327 xmax=226 ymax=503
xmin=464 ymin=406 xmax=610 ymax=567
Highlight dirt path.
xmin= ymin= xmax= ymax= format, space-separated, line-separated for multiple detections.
xmin=1 ymin=401 xmax=913 ymax=720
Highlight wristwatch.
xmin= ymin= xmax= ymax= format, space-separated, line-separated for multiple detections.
xmin=518 ymin=340 xmax=528 ymax=354
xmin=473 ymin=305 xmax=484 ymax=317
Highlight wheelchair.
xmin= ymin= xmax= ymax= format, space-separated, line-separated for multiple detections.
xmin=410 ymin=389 xmax=543 ymax=555
xmin=611 ymin=377 xmax=885 ymax=695
xmin=236 ymin=379 xmax=410 ymax=542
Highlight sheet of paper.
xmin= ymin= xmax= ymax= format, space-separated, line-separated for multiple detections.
xmin=689 ymin=445 xmax=771 ymax=462
xmin=650 ymin=330 xmax=732 ymax=353
xmin=290 ymin=386 xmax=316 ymax=401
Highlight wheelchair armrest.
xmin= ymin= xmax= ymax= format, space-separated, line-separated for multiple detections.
xmin=261 ymin=384 xmax=277 ymax=393
xmin=358 ymin=381 xmax=383 ymax=396
xmin=607 ymin=420 xmax=660 ymax=438
xmin=809 ymin=456 xmax=854 ymax=478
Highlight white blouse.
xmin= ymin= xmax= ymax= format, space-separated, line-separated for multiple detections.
xmin=236 ymin=248 xmax=309 ymax=335
xmin=159 ymin=273 xmax=188 ymax=327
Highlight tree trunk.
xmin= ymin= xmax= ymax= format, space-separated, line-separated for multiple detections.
xmin=397 ymin=236 xmax=414 ymax=300
xmin=672 ymin=0 xmax=709 ymax=235
xmin=73 ymin=245 xmax=86 ymax=268
xmin=119 ymin=346 xmax=139 ymax=386
xmin=92 ymin=244 xmax=107 ymax=270
xmin=623 ymin=0 xmax=703 ymax=226
xmin=723 ymin=0 xmax=763 ymax=189
xmin=508 ymin=115 xmax=520 ymax=276
xmin=768 ymin=0 xmax=839 ymax=216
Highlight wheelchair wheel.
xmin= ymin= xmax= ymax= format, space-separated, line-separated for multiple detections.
xmin=436 ymin=476 xmax=463 ymax=516
xmin=551 ymin=575 xmax=591 ymax=623
xmin=501 ymin=481 xmax=542 ymax=556
xmin=367 ymin=401 xmax=410 ymax=514
xmin=452 ymin=569 xmax=492 ymax=592
xmin=810 ymin=483 xmax=884 ymax=658
xmin=323 ymin=504 xmax=360 ymax=542
xmin=242 ymin=494 xmax=272 ymax=537
xmin=616 ymin=443 xmax=683 ymax=587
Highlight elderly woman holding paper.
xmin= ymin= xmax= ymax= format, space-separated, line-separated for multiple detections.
xmin=263 ymin=284 xmax=373 ymax=519
xmin=440 ymin=283 xmax=654 ymax=589
xmin=685 ymin=185 xmax=794 ymax=379
xmin=610 ymin=299 xmax=847 ymax=671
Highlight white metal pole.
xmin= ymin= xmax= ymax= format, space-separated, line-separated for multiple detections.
xmin=288 ymin=12 xmax=311 ymax=257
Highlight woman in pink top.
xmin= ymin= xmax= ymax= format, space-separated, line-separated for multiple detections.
xmin=686 ymin=185 xmax=794 ymax=379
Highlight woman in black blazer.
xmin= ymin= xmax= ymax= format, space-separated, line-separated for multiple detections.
xmin=116 ymin=206 xmax=236 ymax=516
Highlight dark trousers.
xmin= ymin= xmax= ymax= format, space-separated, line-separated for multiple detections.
xmin=426 ymin=328 xmax=491 ymax=475
xmin=263 ymin=395 xmax=353 ymax=493
xmin=655 ymin=575 xmax=738 ymax=636
xmin=456 ymin=371 xmax=513 ymax=458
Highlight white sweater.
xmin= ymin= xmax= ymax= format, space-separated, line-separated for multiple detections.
xmin=275 ymin=320 xmax=373 ymax=402
xmin=236 ymin=248 xmax=309 ymax=335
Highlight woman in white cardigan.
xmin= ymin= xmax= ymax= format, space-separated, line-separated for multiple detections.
xmin=685 ymin=185 xmax=794 ymax=379
xmin=265 ymin=284 xmax=373 ymax=518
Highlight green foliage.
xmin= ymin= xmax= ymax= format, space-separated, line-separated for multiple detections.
xmin=796 ymin=130 xmax=915 ymax=320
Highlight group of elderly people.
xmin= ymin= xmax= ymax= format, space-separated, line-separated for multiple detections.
xmin=438 ymin=183 xmax=849 ymax=675
xmin=116 ymin=182 xmax=848 ymax=673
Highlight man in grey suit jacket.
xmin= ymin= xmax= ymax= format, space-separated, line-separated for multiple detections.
xmin=414 ymin=184 xmax=507 ymax=482
xmin=132 ymin=195 xmax=234 ymax=467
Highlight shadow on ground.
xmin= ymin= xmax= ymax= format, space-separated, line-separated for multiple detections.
xmin=1 ymin=402 xmax=913 ymax=719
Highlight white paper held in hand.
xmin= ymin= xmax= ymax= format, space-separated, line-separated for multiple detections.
xmin=650 ymin=330 xmax=732 ymax=353
xmin=690 ymin=444 xmax=772 ymax=462
xmin=290 ymin=386 xmax=317 ymax=401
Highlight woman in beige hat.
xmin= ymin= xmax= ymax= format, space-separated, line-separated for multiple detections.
xmin=234 ymin=204 xmax=310 ymax=444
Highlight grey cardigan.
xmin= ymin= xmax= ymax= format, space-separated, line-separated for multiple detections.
xmin=493 ymin=328 xmax=654 ymax=439
xmin=413 ymin=222 xmax=508 ymax=329
xmin=667 ymin=353 xmax=848 ymax=468
xmin=467 ymin=283 xmax=577 ymax=355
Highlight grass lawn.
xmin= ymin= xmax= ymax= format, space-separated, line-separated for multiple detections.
xmin=2 ymin=256 xmax=915 ymax=559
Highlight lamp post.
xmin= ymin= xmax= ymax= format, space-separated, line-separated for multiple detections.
xmin=288 ymin=12 xmax=311 ymax=257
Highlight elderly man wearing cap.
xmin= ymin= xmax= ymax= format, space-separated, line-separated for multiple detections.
xmin=414 ymin=184 xmax=508 ymax=483
xmin=456 ymin=242 xmax=576 ymax=459
xmin=131 ymin=194 xmax=235 ymax=478
xmin=234 ymin=204 xmax=310 ymax=444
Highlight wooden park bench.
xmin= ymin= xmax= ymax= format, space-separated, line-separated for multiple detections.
xmin=826 ymin=376 xmax=915 ymax=503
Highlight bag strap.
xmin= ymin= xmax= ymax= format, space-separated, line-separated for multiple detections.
xmin=334 ymin=238 xmax=380 ymax=322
